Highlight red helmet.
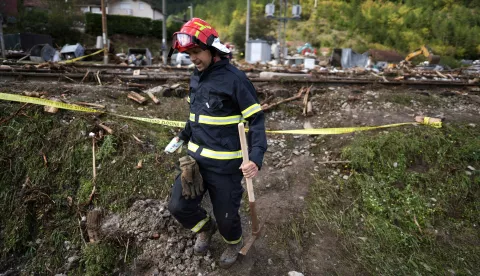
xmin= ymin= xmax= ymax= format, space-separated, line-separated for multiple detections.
xmin=171 ymin=18 xmax=230 ymax=55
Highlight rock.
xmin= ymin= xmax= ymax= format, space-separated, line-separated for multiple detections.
xmin=467 ymin=165 xmax=476 ymax=171
xmin=268 ymin=258 xmax=273 ymax=265
xmin=288 ymin=272 xmax=304 ymax=276
xmin=67 ymin=256 xmax=79 ymax=263
xmin=343 ymin=175 xmax=349 ymax=180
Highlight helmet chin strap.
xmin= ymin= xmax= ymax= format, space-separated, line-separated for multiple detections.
xmin=207 ymin=48 xmax=221 ymax=69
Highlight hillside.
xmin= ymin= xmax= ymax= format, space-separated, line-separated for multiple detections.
xmin=180 ymin=0 xmax=480 ymax=59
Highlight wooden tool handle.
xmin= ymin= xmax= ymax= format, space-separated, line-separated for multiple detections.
xmin=238 ymin=123 xmax=260 ymax=235
xmin=238 ymin=123 xmax=255 ymax=202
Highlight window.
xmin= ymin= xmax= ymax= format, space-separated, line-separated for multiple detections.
xmin=139 ymin=3 xmax=145 ymax=10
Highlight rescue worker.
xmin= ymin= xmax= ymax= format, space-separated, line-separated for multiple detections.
xmin=167 ymin=18 xmax=267 ymax=268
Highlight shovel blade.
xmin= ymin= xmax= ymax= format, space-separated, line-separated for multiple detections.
xmin=239 ymin=235 xmax=258 ymax=255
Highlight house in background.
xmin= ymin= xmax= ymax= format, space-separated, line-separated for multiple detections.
xmin=78 ymin=0 xmax=103 ymax=14
xmin=78 ymin=0 xmax=164 ymax=21
xmin=0 ymin=0 xmax=19 ymax=17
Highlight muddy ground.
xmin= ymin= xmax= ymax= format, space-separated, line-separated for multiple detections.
xmin=1 ymin=79 xmax=479 ymax=275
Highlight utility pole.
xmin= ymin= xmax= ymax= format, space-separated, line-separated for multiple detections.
xmin=245 ymin=0 xmax=250 ymax=61
xmin=101 ymin=0 xmax=108 ymax=64
xmin=162 ymin=0 xmax=167 ymax=65
xmin=282 ymin=0 xmax=287 ymax=63
xmin=0 ymin=14 xmax=5 ymax=59
xmin=189 ymin=3 xmax=193 ymax=19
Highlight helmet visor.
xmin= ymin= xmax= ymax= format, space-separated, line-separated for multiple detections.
xmin=173 ymin=33 xmax=196 ymax=50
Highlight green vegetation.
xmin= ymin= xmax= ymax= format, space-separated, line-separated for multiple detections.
xmin=0 ymin=103 xmax=179 ymax=273
xmin=85 ymin=13 xmax=163 ymax=38
xmin=308 ymin=125 xmax=480 ymax=275
xmin=191 ymin=0 xmax=480 ymax=59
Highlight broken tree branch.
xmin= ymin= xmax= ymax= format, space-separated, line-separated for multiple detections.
xmin=95 ymin=71 xmax=102 ymax=86
xmin=303 ymin=85 xmax=313 ymax=116
xmin=81 ymin=70 xmax=90 ymax=83
xmin=98 ymin=123 xmax=113 ymax=134
xmin=88 ymin=132 xmax=97 ymax=204
xmin=0 ymin=103 xmax=30 ymax=125
xmin=262 ymin=87 xmax=305 ymax=111
xmin=64 ymin=75 xmax=76 ymax=83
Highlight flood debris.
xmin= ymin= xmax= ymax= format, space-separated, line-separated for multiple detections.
xmin=128 ymin=91 xmax=147 ymax=104
xmin=135 ymin=159 xmax=143 ymax=169
xmin=262 ymin=86 xmax=311 ymax=111
xmin=44 ymin=98 xmax=60 ymax=113
xmin=146 ymin=90 xmax=160 ymax=104
xmin=98 ymin=123 xmax=113 ymax=134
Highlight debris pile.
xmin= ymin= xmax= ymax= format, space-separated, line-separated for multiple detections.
xmin=100 ymin=199 xmax=215 ymax=275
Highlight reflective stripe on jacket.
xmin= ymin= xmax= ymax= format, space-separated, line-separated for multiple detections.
xmin=178 ymin=58 xmax=267 ymax=174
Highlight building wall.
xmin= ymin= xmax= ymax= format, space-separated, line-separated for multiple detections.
xmin=109 ymin=0 xmax=162 ymax=20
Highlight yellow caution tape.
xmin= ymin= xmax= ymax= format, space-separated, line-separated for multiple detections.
xmin=266 ymin=123 xmax=416 ymax=135
xmin=423 ymin=117 xmax=442 ymax=128
xmin=0 ymin=93 xmax=101 ymax=113
xmin=0 ymin=92 xmax=441 ymax=134
xmin=60 ymin=49 xmax=105 ymax=64
xmin=115 ymin=114 xmax=186 ymax=128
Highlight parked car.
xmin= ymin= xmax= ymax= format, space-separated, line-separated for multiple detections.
xmin=170 ymin=52 xmax=192 ymax=66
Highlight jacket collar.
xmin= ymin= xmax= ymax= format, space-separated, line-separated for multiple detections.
xmin=194 ymin=58 xmax=229 ymax=79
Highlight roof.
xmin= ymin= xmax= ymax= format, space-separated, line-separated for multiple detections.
xmin=23 ymin=0 xmax=47 ymax=8
xmin=77 ymin=0 xmax=101 ymax=5
xmin=76 ymin=0 xmax=161 ymax=12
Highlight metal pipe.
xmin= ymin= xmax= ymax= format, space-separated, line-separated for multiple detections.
xmin=162 ymin=0 xmax=167 ymax=65
xmin=0 ymin=14 xmax=5 ymax=59
xmin=100 ymin=0 xmax=108 ymax=64
xmin=246 ymin=0 xmax=251 ymax=61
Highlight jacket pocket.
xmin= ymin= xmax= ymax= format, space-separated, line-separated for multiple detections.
xmin=207 ymin=91 xmax=224 ymax=111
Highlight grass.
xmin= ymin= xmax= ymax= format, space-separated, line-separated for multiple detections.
xmin=0 ymin=102 xmax=181 ymax=274
xmin=307 ymin=124 xmax=480 ymax=275
xmin=380 ymin=92 xmax=441 ymax=106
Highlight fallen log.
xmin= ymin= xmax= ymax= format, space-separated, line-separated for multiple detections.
xmin=127 ymin=92 xmax=147 ymax=104
xmin=127 ymin=82 xmax=147 ymax=88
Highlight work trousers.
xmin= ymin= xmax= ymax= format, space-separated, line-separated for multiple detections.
xmin=168 ymin=167 xmax=244 ymax=244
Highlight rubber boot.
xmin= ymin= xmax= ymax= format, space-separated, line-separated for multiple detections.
xmin=219 ymin=239 xmax=244 ymax=269
xmin=194 ymin=218 xmax=217 ymax=255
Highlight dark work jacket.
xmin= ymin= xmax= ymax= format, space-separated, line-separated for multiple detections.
xmin=178 ymin=58 xmax=267 ymax=174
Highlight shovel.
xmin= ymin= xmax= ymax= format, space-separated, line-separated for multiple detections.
xmin=237 ymin=123 xmax=261 ymax=255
